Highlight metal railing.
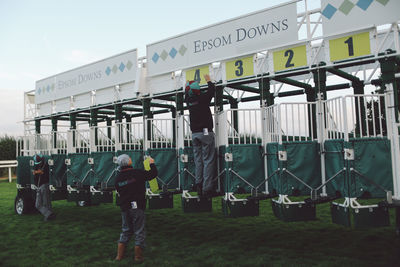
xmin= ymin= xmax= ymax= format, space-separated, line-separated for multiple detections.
xmin=0 ymin=160 xmax=17 ymax=182
xmin=265 ymin=102 xmax=317 ymax=143
xmin=117 ymin=122 xmax=144 ymax=151
xmin=224 ymin=108 xmax=264 ymax=145
xmin=146 ymin=118 xmax=175 ymax=149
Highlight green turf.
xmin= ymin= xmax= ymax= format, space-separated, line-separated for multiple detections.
xmin=0 ymin=180 xmax=399 ymax=266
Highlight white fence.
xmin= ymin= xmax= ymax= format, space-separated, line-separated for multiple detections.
xmin=0 ymin=160 xmax=18 ymax=183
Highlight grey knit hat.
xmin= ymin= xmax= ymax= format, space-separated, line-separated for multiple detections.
xmin=117 ymin=154 xmax=131 ymax=167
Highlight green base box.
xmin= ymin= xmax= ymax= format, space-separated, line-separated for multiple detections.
xmin=90 ymin=191 xmax=113 ymax=204
xmin=50 ymin=190 xmax=67 ymax=201
xmin=222 ymin=198 xmax=259 ymax=217
xmin=182 ymin=196 xmax=212 ymax=213
xmin=331 ymin=203 xmax=351 ymax=227
xmin=147 ymin=194 xmax=173 ymax=209
xmin=271 ymin=199 xmax=316 ymax=222
xmin=67 ymin=190 xmax=91 ymax=202
xmin=353 ymin=206 xmax=390 ymax=228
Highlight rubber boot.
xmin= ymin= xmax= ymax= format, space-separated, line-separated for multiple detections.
xmin=134 ymin=246 xmax=144 ymax=263
xmin=115 ymin=243 xmax=126 ymax=261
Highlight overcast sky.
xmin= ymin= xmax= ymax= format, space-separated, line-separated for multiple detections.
xmin=0 ymin=0 xmax=323 ymax=136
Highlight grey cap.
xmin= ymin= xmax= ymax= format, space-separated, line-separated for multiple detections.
xmin=117 ymin=154 xmax=131 ymax=167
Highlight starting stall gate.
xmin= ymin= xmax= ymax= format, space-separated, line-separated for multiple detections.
xmin=14 ymin=0 xmax=400 ymax=234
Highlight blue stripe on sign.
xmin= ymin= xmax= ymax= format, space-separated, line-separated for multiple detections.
xmin=322 ymin=4 xmax=337 ymax=19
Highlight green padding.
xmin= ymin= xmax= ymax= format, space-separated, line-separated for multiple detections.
xmin=324 ymin=140 xmax=346 ymax=196
xmin=353 ymin=138 xmax=393 ymax=198
xmin=116 ymin=150 xmax=143 ymax=169
xmin=286 ymin=142 xmax=321 ymax=195
xmin=271 ymin=200 xmax=316 ymax=222
xmin=226 ymin=144 xmax=265 ymax=193
xmin=50 ymin=154 xmax=67 ymax=188
xmin=148 ymin=149 xmax=178 ymax=189
xmin=266 ymin=143 xmax=279 ymax=195
xmin=17 ymin=156 xmax=32 ymax=187
xmin=67 ymin=154 xmax=91 ymax=187
xmin=91 ymin=152 xmax=115 ymax=187
xmin=268 ymin=142 xmax=321 ymax=196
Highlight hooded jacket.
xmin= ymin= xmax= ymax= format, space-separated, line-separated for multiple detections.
xmin=185 ymin=81 xmax=216 ymax=133
xmin=114 ymin=164 xmax=158 ymax=211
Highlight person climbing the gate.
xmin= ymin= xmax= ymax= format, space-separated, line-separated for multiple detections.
xmin=185 ymin=74 xmax=219 ymax=198
xmin=114 ymin=154 xmax=158 ymax=263
xmin=32 ymin=154 xmax=56 ymax=221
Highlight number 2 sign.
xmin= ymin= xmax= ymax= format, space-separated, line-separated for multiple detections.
xmin=273 ymin=45 xmax=308 ymax=72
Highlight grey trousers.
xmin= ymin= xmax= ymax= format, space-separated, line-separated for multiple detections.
xmin=192 ymin=132 xmax=217 ymax=192
xmin=35 ymin=183 xmax=53 ymax=219
xmin=118 ymin=208 xmax=146 ymax=248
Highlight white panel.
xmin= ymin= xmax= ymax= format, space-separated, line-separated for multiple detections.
xmin=146 ymin=74 xmax=179 ymax=96
xmin=95 ymin=86 xmax=114 ymax=106
xmin=119 ymin=82 xmax=136 ymax=101
xmin=55 ymin=98 xmax=70 ymax=113
xmin=74 ymin=93 xmax=91 ymax=110
xmin=35 ymin=49 xmax=138 ymax=105
xmin=147 ymin=1 xmax=299 ymax=77
xmin=37 ymin=102 xmax=52 ymax=116
xmin=321 ymin=0 xmax=400 ymax=36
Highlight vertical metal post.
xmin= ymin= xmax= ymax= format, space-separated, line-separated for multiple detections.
xmin=214 ymin=85 xmax=224 ymax=193
xmin=171 ymin=107 xmax=177 ymax=146
xmin=176 ymin=92 xmax=184 ymax=190
xmin=260 ymin=78 xmax=272 ymax=194
xmin=353 ymin=81 xmax=366 ymax=136
xmin=90 ymin=109 xmax=98 ymax=151
xmin=143 ymin=99 xmax=152 ymax=151
xmin=51 ymin=117 xmax=57 ymax=153
xmin=114 ymin=104 xmax=123 ymax=151
xmin=8 ymin=167 xmax=12 ymax=183
xmin=313 ymin=65 xmax=327 ymax=196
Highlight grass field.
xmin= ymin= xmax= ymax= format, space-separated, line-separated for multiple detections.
xmin=0 ymin=181 xmax=399 ymax=267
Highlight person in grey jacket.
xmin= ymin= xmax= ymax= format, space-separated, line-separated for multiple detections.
xmin=32 ymin=154 xmax=55 ymax=221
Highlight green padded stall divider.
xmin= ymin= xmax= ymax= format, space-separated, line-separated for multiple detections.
xmin=285 ymin=142 xmax=321 ymax=196
xmin=221 ymin=198 xmax=259 ymax=217
xmin=148 ymin=148 xmax=178 ymax=189
xmin=50 ymin=154 xmax=67 ymax=188
xmin=352 ymin=206 xmax=390 ymax=228
xmin=91 ymin=152 xmax=116 ymax=188
xmin=182 ymin=196 xmax=212 ymax=212
xmin=67 ymin=153 xmax=91 ymax=187
xmin=226 ymin=144 xmax=264 ymax=193
xmin=268 ymin=142 xmax=321 ymax=196
xmin=266 ymin=143 xmax=279 ymax=195
xmin=324 ymin=140 xmax=346 ymax=197
xmin=16 ymin=156 xmax=32 ymax=187
xmin=352 ymin=138 xmax=393 ymax=198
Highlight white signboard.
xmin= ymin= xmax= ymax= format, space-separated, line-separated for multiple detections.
xmin=321 ymin=0 xmax=400 ymax=36
xmin=147 ymin=1 xmax=299 ymax=77
xmin=35 ymin=49 xmax=138 ymax=105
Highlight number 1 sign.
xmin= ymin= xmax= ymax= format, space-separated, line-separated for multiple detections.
xmin=329 ymin=31 xmax=371 ymax=62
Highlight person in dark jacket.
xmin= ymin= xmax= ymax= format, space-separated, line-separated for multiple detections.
xmin=114 ymin=154 xmax=158 ymax=263
xmin=32 ymin=154 xmax=55 ymax=221
xmin=185 ymin=74 xmax=218 ymax=197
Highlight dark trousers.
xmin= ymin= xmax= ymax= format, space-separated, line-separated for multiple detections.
xmin=118 ymin=208 xmax=146 ymax=248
